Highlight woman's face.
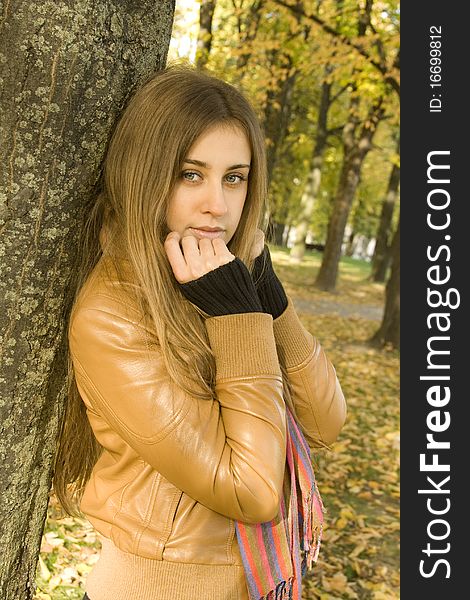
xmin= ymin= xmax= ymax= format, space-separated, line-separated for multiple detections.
xmin=166 ymin=123 xmax=251 ymax=245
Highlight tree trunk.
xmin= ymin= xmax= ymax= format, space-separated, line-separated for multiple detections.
xmin=235 ymin=0 xmax=265 ymax=72
xmin=0 ymin=2 xmax=174 ymax=598
xmin=284 ymin=223 xmax=292 ymax=246
xmin=290 ymin=76 xmax=332 ymax=263
xmin=263 ymin=61 xmax=298 ymax=182
xmin=196 ymin=0 xmax=216 ymax=69
xmin=267 ymin=219 xmax=285 ymax=246
xmin=370 ymin=217 xmax=400 ymax=349
xmin=345 ymin=230 xmax=356 ymax=256
xmin=315 ymin=98 xmax=384 ymax=291
xmin=371 ymin=144 xmax=400 ymax=282
xmin=373 ymin=243 xmax=392 ymax=282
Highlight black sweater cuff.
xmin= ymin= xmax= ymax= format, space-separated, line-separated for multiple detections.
xmin=179 ymin=258 xmax=263 ymax=317
xmin=251 ymin=246 xmax=288 ymax=319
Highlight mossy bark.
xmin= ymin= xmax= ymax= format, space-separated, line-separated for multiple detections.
xmin=0 ymin=1 xmax=175 ymax=597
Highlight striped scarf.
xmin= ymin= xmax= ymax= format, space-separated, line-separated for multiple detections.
xmin=235 ymin=407 xmax=324 ymax=600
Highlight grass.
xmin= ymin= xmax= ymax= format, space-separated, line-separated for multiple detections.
xmin=270 ymin=246 xmax=386 ymax=309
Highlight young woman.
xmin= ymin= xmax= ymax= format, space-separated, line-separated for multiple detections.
xmin=54 ymin=65 xmax=346 ymax=600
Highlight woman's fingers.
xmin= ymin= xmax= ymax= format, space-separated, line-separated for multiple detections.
xmin=198 ymin=237 xmax=216 ymax=258
xmin=164 ymin=232 xmax=191 ymax=283
xmin=164 ymin=232 xmax=235 ymax=283
xmin=181 ymin=235 xmax=201 ymax=262
xmin=212 ymin=238 xmax=235 ymax=266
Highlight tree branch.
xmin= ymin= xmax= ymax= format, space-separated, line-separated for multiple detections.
xmin=272 ymin=0 xmax=400 ymax=95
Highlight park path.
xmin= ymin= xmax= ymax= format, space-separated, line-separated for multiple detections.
xmin=291 ymin=295 xmax=383 ymax=322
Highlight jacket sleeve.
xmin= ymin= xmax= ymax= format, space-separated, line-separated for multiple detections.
xmin=69 ymin=293 xmax=286 ymax=524
xmin=272 ymin=296 xmax=347 ymax=450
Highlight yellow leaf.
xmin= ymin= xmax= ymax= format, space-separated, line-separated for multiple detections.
xmin=332 ymin=439 xmax=351 ymax=453
xmin=44 ymin=532 xmax=64 ymax=548
xmin=350 ymin=543 xmax=367 ymax=558
xmin=351 ymin=559 xmax=363 ymax=576
xmin=348 ymin=485 xmax=362 ymax=493
xmin=340 ymin=507 xmax=355 ymax=520
xmin=33 ymin=593 xmax=51 ymax=600
xmin=373 ymin=591 xmax=395 ymax=600
xmin=76 ymin=562 xmax=93 ymax=576
xmin=323 ymin=572 xmax=348 ymax=592
xmin=49 ymin=575 xmax=62 ymax=590
xmin=37 ymin=556 xmax=50 ymax=582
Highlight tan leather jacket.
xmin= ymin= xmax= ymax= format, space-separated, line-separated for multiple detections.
xmin=69 ymin=255 xmax=346 ymax=567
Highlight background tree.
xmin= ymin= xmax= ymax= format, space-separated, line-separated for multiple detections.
xmin=314 ymin=94 xmax=385 ymax=290
xmin=214 ymin=1 xmax=399 ymax=289
xmin=313 ymin=0 xmax=389 ymax=291
xmin=347 ymin=128 xmax=399 ymax=251
xmin=196 ymin=0 xmax=217 ymax=68
xmin=233 ymin=0 xmax=266 ymax=72
xmin=261 ymin=0 xmax=399 ymax=284
xmin=370 ymin=135 xmax=400 ymax=281
xmin=370 ymin=216 xmax=400 ymax=349
xmin=273 ymin=0 xmax=400 ymax=96
xmin=0 ymin=1 xmax=175 ymax=598
xmin=263 ymin=54 xmax=300 ymax=181
xmin=289 ymin=64 xmax=345 ymax=261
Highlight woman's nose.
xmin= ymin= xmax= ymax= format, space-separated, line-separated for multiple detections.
xmin=202 ymin=180 xmax=228 ymax=216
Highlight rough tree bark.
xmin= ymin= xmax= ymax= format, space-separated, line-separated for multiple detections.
xmin=314 ymin=98 xmax=384 ymax=291
xmin=196 ymin=0 xmax=216 ymax=69
xmin=371 ymin=139 xmax=400 ymax=282
xmin=370 ymin=216 xmax=400 ymax=349
xmin=0 ymin=1 xmax=175 ymax=598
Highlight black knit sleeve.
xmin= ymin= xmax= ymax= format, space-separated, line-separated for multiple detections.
xmin=179 ymin=258 xmax=263 ymax=317
xmin=251 ymin=246 xmax=288 ymax=319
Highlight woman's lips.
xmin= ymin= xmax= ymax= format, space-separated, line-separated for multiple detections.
xmin=188 ymin=227 xmax=226 ymax=240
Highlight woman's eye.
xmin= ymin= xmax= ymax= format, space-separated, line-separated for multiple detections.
xmin=225 ymin=173 xmax=247 ymax=185
xmin=180 ymin=171 xmax=247 ymax=185
xmin=182 ymin=171 xmax=200 ymax=182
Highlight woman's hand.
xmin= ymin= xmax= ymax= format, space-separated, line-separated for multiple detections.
xmin=164 ymin=232 xmax=235 ymax=283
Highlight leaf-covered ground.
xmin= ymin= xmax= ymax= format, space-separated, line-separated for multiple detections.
xmin=34 ymin=248 xmax=399 ymax=600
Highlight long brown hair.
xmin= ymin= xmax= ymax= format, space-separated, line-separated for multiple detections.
xmin=53 ymin=64 xmax=269 ymax=515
